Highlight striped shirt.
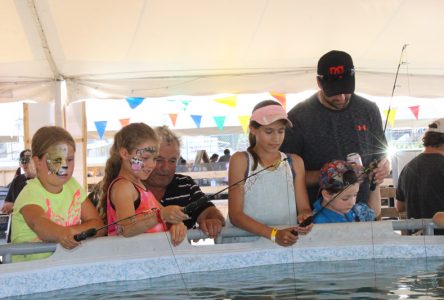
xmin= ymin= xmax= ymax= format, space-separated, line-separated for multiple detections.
xmin=161 ymin=174 xmax=214 ymax=229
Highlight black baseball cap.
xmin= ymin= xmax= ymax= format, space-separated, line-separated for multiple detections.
xmin=317 ymin=50 xmax=355 ymax=97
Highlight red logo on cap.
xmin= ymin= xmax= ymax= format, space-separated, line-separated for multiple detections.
xmin=356 ymin=124 xmax=367 ymax=131
xmin=329 ymin=65 xmax=345 ymax=75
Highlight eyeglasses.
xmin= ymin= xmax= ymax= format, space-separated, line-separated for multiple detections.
xmin=20 ymin=157 xmax=31 ymax=164
xmin=317 ymin=68 xmax=355 ymax=82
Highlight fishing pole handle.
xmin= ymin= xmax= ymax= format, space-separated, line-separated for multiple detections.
xmin=73 ymin=228 xmax=98 ymax=242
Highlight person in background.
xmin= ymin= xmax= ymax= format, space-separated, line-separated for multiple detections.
xmin=227 ymin=100 xmax=312 ymax=247
xmin=313 ymin=160 xmax=380 ymax=223
xmin=11 ymin=126 xmax=104 ymax=262
xmin=281 ymin=50 xmax=390 ymax=207
xmin=1 ymin=149 xmax=36 ymax=214
xmin=143 ymin=126 xmax=225 ymax=239
xmin=396 ymin=118 xmax=444 ymax=219
xmin=218 ymin=149 xmax=231 ymax=163
xmin=97 ymin=123 xmax=188 ymax=245
xmin=210 ymin=153 xmax=219 ymax=163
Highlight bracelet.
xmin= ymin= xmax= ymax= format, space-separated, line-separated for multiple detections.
xmin=270 ymin=228 xmax=278 ymax=243
xmin=151 ymin=208 xmax=163 ymax=224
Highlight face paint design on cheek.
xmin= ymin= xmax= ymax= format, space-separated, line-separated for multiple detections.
xmin=46 ymin=143 xmax=69 ymax=176
xmin=130 ymin=146 xmax=158 ymax=172
xmin=130 ymin=157 xmax=143 ymax=171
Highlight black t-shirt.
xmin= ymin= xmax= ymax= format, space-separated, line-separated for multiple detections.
xmin=5 ymin=174 xmax=28 ymax=203
xmin=161 ymin=174 xmax=214 ymax=229
xmin=396 ymin=153 xmax=444 ymax=219
xmin=281 ymin=93 xmax=387 ymax=205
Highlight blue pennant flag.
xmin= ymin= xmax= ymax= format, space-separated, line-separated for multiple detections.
xmin=94 ymin=121 xmax=107 ymax=140
xmin=126 ymin=97 xmax=145 ymax=109
xmin=190 ymin=115 xmax=202 ymax=128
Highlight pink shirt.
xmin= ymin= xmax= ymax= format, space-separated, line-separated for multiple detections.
xmin=106 ymin=176 xmax=167 ymax=235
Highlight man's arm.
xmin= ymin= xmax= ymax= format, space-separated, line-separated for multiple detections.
xmin=196 ymin=205 xmax=225 ymax=239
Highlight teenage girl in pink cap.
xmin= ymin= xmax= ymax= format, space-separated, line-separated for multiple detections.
xmin=227 ymin=100 xmax=312 ymax=247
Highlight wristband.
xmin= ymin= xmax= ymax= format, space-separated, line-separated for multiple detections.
xmin=270 ymin=228 xmax=278 ymax=243
xmin=151 ymin=208 xmax=163 ymax=224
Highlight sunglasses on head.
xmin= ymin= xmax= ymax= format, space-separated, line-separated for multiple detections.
xmin=318 ymin=68 xmax=355 ymax=82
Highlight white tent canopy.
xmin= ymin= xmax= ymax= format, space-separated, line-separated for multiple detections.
xmin=1 ymin=0 xmax=444 ymax=103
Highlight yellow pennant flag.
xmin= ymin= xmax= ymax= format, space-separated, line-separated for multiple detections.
xmin=214 ymin=96 xmax=237 ymax=107
xmin=238 ymin=115 xmax=250 ymax=134
xmin=384 ymin=108 xmax=397 ymax=127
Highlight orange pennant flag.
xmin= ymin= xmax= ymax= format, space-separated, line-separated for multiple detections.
xmin=383 ymin=109 xmax=397 ymax=127
xmin=270 ymin=92 xmax=286 ymax=109
xmin=169 ymin=114 xmax=178 ymax=127
xmin=409 ymin=105 xmax=420 ymax=120
xmin=238 ymin=115 xmax=250 ymax=134
xmin=119 ymin=118 xmax=130 ymax=128
xmin=214 ymin=96 xmax=237 ymax=107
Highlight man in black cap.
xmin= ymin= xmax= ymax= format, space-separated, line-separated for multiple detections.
xmin=281 ymin=50 xmax=390 ymax=209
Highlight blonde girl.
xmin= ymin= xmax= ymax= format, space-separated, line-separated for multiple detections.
xmin=98 ymin=123 xmax=188 ymax=246
xmin=11 ymin=126 xmax=104 ymax=261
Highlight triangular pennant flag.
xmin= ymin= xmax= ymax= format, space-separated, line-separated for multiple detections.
xmin=126 ymin=97 xmax=145 ymax=109
xmin=270 ymin=92 xmax=286 ymax=109
xmin=214 ymin=96 xmax=237 ymax=107
xmin=180 ymin=100 xmax=191 ymax=111
xmin=409 ymin=105 xmax=420 ymax=120
xmin=119 ymin=118 xmax=130 ymax=128
xmin=383 ymin=109 xmax=397 ymax=127
xmin=213 ymin=116 xmax=226 ymax=131
xmin=238 ymin=115 xmax=250 ymax=134
xmin=190 ymin=115 xmax=202 ymax=128
xmin=169 ymin=113 xmax=178 ymax=127
xmin=94 ymin=121 xmax=107 ymax=140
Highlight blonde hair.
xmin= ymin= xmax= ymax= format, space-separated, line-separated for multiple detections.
xmin=98 ymin=123 xmax=158 ymax=222
xmin=32 ymin=126 xmax=76 ymax=159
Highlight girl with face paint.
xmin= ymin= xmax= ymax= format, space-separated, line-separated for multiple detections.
xmin=10 ymin=126 xmax=105 ymax=262
xmin=98 ymin=123 xmax=188 ymax=245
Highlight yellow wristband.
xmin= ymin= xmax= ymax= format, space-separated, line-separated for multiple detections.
xmin=270 ymin=228 xmax=278 ymax=242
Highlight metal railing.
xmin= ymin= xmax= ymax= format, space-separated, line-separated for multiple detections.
xmin=0 ymin=219 xmax=439 ymax=264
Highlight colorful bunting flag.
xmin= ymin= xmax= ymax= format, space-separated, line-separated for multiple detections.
xmin=213 ymin=116 xmax=226 ymax=131
xmin=409 ymin=105 xmax=420 ymax=120
xmin=383 ymin=109 xmax=397 ymax=127
xmin=214 ymin=96 xmax=237 ymax=107
xmin=238 ymin=115 xmax=250 ymax=134
xmin=126 ymin=97 xmax=144 ymax=109
xmin=270 ymin=92 xmax=286 ymax=109
xmin=119 ymin=118 xmax=130 ymax=128
xmin=94 ymin=121 xmax=107 ymax=140
xmin=190 ymin=115 xmax=202 ymax=128
xmin=180 ymin=100 xmax=191 ymax=111
xmin=169 ymin=114 xmax=178 ymax=127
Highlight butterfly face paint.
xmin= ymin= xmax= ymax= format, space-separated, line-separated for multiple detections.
xmin=130 ymin=146 xmax=158 ymax=172
xmin=46 ymin=143 xmax=69 ymax=176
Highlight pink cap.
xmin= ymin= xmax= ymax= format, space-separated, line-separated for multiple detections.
xmin=250 ymin=104 xmax=292 ymax=127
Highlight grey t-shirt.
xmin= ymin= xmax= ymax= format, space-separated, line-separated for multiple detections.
xmin=281 ymin=93 xmax=387 ymax=205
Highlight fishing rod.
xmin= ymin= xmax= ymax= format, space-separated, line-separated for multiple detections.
xmin=383 ymin=44 xmax=409 ymax=133
xmin=74 ymin=157 xmax=289 ymax=242
xmin=291 ymin=159 xmax=379 ymax=233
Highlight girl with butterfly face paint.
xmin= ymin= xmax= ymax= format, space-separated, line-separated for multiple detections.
xmin=98 ymin=123 xmax=188 ymax=245
xmin=10 ymin=126 xmax=104 ymax=262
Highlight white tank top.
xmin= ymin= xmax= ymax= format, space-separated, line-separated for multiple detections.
xmin=228 ymin=151 xmax=297 ymax=227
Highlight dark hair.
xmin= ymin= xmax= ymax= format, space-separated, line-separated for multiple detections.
xmin=423 ymin=131 xmax=444 ymax=147
xmin=19 ymin=149 xmax=31 ymax=159
xmin=248 ymin=100 xmax=284 ymax=171
xmin=224 ymin=149 xmax=230 ymax=155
